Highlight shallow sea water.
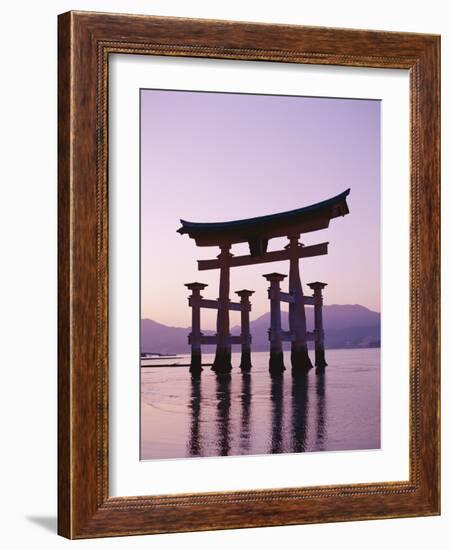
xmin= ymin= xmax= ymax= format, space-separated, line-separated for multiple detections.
xmin=141 ymin=348 xmax=380 ymax=460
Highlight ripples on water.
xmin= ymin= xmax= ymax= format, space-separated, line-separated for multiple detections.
xmin=141 ymin=349 xmax=380 ymax=460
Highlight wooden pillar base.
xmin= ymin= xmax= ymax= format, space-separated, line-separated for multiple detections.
xmin=239 ymin=350 xmax=252 ymax=372
xmin=212 ymin=351 xmax=232 ymax=374
xmin=314 ymin=345 xmax=327 ymax=368
xmin=291 ymin=346 xmax=313 ymax=372
xmin=189 ymin=352 xmax=203 ymax=375
xmin=269 ymin=351 xmax=285 ymax=375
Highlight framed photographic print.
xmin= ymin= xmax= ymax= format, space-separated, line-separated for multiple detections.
xmin=58 ymin=11 xmax=440 ymax=538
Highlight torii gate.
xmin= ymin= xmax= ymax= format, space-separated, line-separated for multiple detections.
xmin=178 ymin=189 xmax=350 ymax=375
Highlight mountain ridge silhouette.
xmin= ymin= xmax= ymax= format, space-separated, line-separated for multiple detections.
xmin=141 ymin=304 xmax=380 ymax=354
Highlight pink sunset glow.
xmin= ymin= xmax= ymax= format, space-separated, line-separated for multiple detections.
xmin=141 ymin=90 xmax=380 ymax=329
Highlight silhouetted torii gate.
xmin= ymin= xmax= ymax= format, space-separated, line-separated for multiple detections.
xmin=178 ymin=189 xmax=350 ymax=375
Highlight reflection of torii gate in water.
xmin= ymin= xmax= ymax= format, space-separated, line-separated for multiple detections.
xmin=178 ymin=189 xmax=350 ymax=375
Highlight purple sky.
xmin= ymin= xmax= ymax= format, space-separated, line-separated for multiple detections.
xmin=141 ymin=90 xmax=380 ymax=328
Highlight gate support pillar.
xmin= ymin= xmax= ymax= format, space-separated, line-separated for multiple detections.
xmin=236 ymin=290 xmax=254 ymax=372
xmin=264 ymin=273 xmax=286 ymax=375
xmin=185 ymin=282 xmax=208 ymax=374
xmin=308 ymin=282 xmax=328 ymax=368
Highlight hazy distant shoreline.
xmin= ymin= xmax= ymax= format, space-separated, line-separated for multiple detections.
xmin=140 ymin=346 xmax=381 ymax=368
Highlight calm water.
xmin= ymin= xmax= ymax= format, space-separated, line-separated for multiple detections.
xmin=141 ymin=348 xmax=380 ymax=460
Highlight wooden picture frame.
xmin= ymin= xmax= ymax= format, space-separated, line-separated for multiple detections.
xmin=58 ymin=11 xmax=440 ymax=539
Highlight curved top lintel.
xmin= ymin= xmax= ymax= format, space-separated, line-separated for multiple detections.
xmin=177 ymin=188 xmax=350 ymax=247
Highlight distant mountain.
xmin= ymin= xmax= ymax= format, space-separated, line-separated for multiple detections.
xmin=141 ymin=304 xmax=380 ymax=354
